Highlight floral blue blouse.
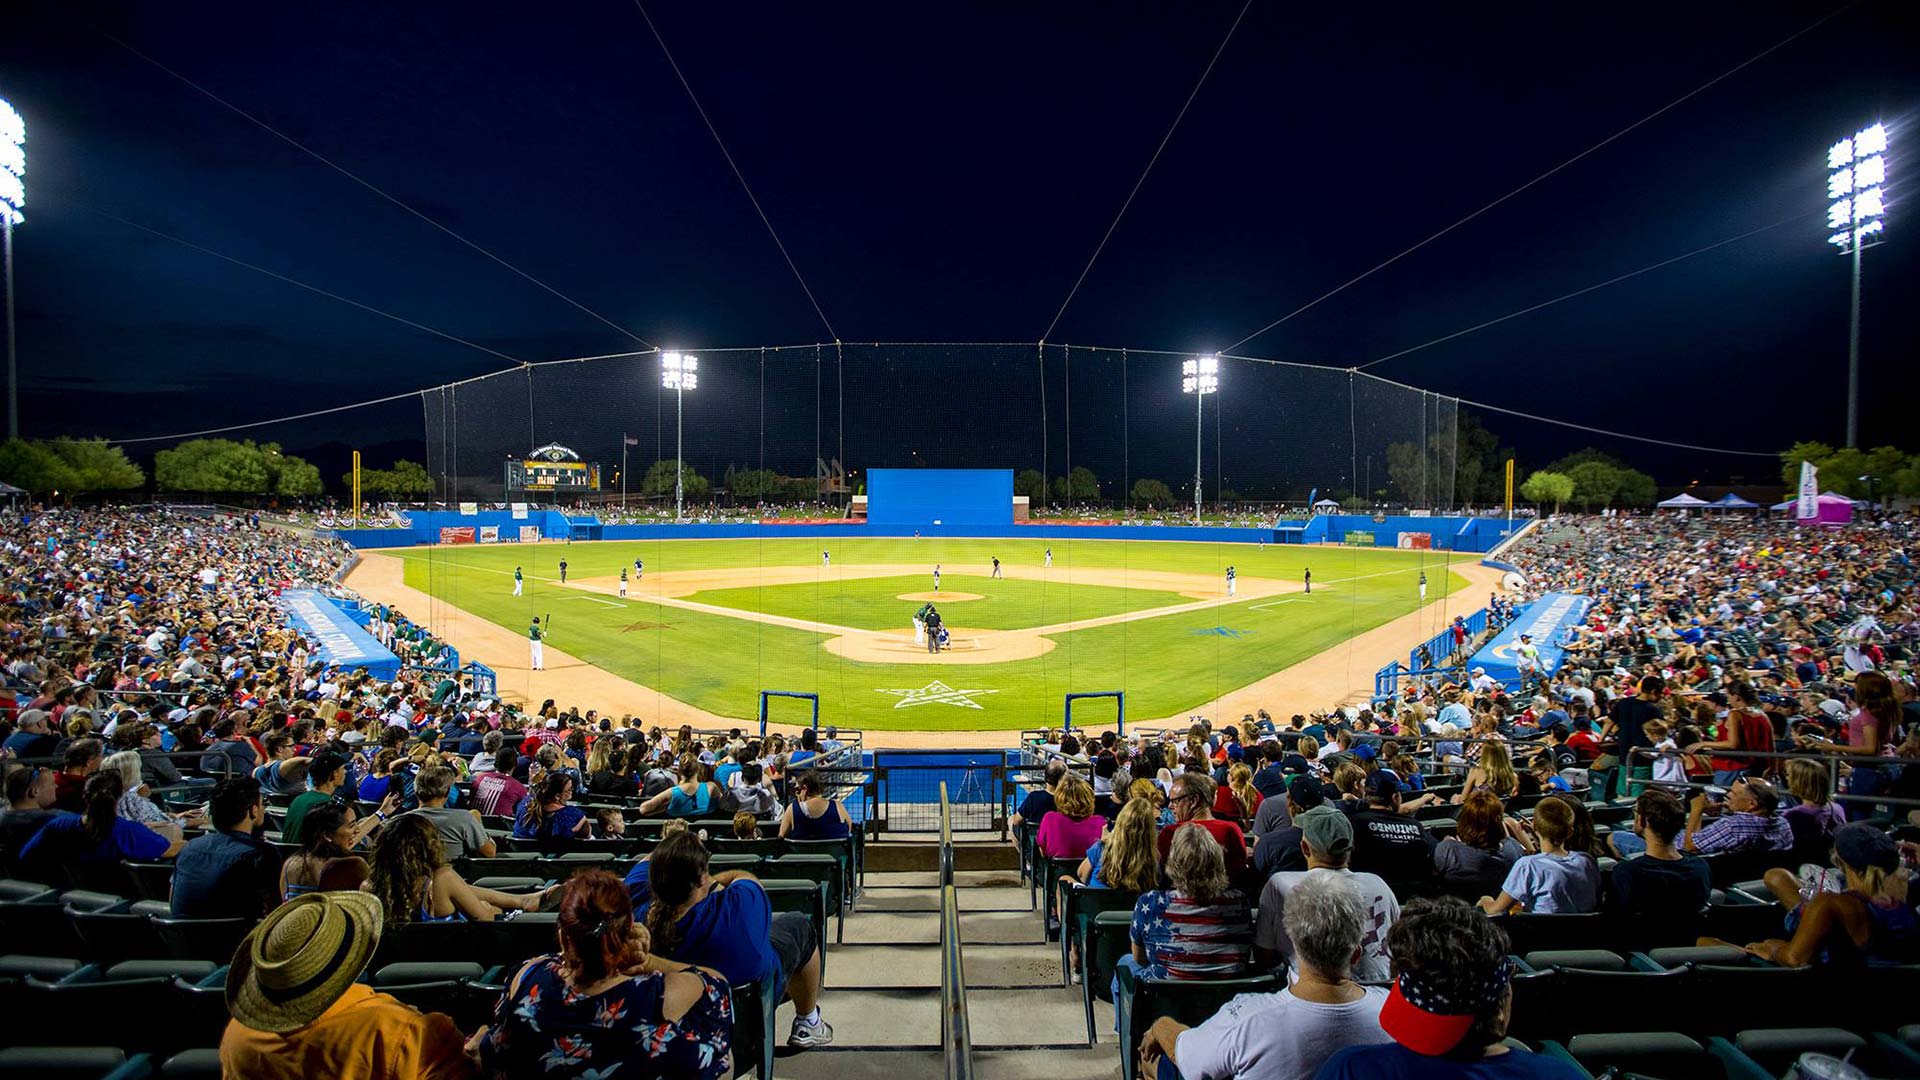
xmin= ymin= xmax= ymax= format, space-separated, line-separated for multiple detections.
xmin=481 ymin=953 xmax=733 ymax=1079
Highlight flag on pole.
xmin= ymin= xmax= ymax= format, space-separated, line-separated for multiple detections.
xmin=1796 ymin=461 xmax=1819 ymax=521
xmin=623 ymin=435 xmax=639 ymax=447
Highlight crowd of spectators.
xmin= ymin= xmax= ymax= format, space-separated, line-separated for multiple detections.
xmin=1015 ymin=509 xmax=1920 ymax=1078
xmin=0 ymin=505 xmax=872 ymax=1075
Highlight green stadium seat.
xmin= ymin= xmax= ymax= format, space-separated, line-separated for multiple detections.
xmin=158 ymin=1049 xmax=221 ymax=1080
xmin=368 ymin=961 xmax=492 ymax=1030
xmin=1556 ymin=1031 xmax=1725 ymax=1080
xmin=69 ymin=904 xmax=166 ymax=964
xmin=1727 ymin=1028 xmax=1879 ymax=1078
xmin=1114 ymin=965 xmax=1284 ymax=1080
xmin=150 ymin=916 xmax=251 ymax=964
xmin=1522 ymin=949 xmax=1626 ymax=972
xmin=0 ymin=1047 xmax=142 ymax=1080
xmin=758 ymin=879 xmax=828 ymax=980
xmin=765 ymin=854 xmax=842 ymax=943
xmin=1059 ymin=883 xmax=1138 ymax=988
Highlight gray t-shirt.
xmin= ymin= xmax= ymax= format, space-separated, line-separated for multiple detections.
xmin=1250 ymin=793 xmax=1293 ymax=840
xmin=1500 ymin=851 xmax=1601 ymax=914
xmin=407 ymin=806 xmax=490 ymax=858
xmin=1174 ymin=984 xmax=1392 ymax=1080
xmin=1254 ymin=867 xmax=1399 ymax=986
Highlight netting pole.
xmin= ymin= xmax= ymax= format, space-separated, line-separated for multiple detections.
xmin=1450 ymin=401 xmax=1461 ymax=513
xmin=1121 ymin=348 xmax=1129 ymax=520
xmin=814 ymin=344 xmax=821 ymax=503
xmin=836 ymin=340 xmax=844 ymax=511
xmin=1063 ymin=343 xmax=1071 ymax=508
xmin=1037 ymin=342 xmax=1047 ymax=512
xmin=758 ymin=347 xmax=766 ymax=513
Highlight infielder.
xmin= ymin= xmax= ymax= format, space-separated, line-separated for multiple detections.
xmin=991 ymin=556 xmax=1002 ymax=579
xmin=619 ymin=567 xmax=629 ymax=598
xmin=822 ymin=550 xmax=830 ymax=566
xmin=558 ymin=559 xmax=568 ymax=584
xmin=1419 ymin=570 xmax=1428 ymax=602
xmin=1226 ymin=565 xmax=1237 ymax=597
xmin=1303 ymin=567 xmax=1312 ymax=594
xmin=529 ymin=617 xmax=545 ymax=670
xmin=1044 ymin=547 xmax=1053 ymax=568
xmin=932 ymin=564 xmax=942 ymax=592
xmin=634 ymin=557 xmax=644 ymax=579
xmin=512 ymin=566 xmax=523 ymax=596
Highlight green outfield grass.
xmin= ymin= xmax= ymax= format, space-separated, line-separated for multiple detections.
xmin=687 ymin=573 xmax=1187 ymax=631
xmin=394 ymin=537 xmax=1473 ymax=730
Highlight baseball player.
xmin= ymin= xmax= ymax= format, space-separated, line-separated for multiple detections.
xmin=1303 ymin=567 xmax=1312 ymax=594
xmin=529 ymin=617 xmax=545 ymax=670
xmin=634 ymin=557 xmax=644 ymax=580
xmin=619 ymin=567 xmax=629 ymax=598
xmin=558 ymin=558 xmax=568 ymax=584
xmin=913 ymin=601 xmax=934 ymax=646
xmin=991 ymin=556 xmax=1002 ymax=579
xmin=512 ymin=566 xmax=523 ymax=596
xmin=1419 ymin=570 xmax=1428 ymax=602
xmin=822 ymin=550 xmax=830 ymax=566
xmin=1226 ymin=565 xmax=1237 ymax=597
xmin=1044 ymin=547 xmax=1053 ymax=568
xmin=933 ymin=565 xmax=942 ymax=592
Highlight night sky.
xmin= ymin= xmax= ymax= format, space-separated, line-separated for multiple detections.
xmin=2 ymin=1 xmax=1915 ymax=491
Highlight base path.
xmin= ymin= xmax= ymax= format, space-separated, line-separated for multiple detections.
xmin=348 ymin=551 xmax=1500 ymax=748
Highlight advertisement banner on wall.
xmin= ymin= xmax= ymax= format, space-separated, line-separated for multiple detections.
xmin=1397 ymin=532 xmax=1433 ymax=550
xmin=510 ymin=503 xmax=529 ymax=520
xmin=478 ymin=526 xmax=499 ymax=543
xmin=518 ymin=525 xmax=541 ymax=543
xmin=439 ymin=527 xmax=476 ymax=545
xmin=1343 ymin=531 xmax=1376 ymax=546
xmin=458 ymin=502 xmax=478 ymax=516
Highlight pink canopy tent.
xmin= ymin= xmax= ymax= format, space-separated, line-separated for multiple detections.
xmin=1770 ymin=493 xmax=1855 ymax=526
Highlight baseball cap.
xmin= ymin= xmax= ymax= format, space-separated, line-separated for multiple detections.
xmin=1226 ymin=743 xmax=1245 ymax=761
xmin=1366 ymin=771 xmax=1404 ymax=801
xmin=1351 ymin=744 xmax=1378 ymax=763
xmin=1818 ymin=699 xmax=1847 ymax=719
xmin=1297 ymin=804 xmax=1351 ymax=857
xmin=1286 ymin=775 xmax=1325 ymax=811
xmin=1280 ymin=752 xmax=1311 ymax=775
xmin=1833 ymin=823 xmax=1897 ymax=873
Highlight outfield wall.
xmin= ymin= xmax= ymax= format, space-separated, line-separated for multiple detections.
xmin=328 ymin=516 xmax=1501 ymax=550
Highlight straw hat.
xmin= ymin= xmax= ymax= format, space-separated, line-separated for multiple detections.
xmin=225 ymin=891 xmax=384 ymax=1032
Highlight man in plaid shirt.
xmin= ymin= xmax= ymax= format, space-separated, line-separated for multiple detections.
xmin=1681 ymin=777 xmax=1793 ymax=854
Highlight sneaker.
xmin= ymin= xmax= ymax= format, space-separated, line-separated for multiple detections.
xmin=788 ymin=1015 xmax=834 ymax=1049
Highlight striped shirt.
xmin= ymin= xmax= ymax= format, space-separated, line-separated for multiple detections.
xmin=1131 ymin=888 xmax=1253 ymax=981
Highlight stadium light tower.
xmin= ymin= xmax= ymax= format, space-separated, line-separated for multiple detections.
xmin=661 ymin=352 xmax=698 ymax=522
xmin=0 ymin=96 xmax=24 ymax=441
xmin=1827 ymin=121 xmax=1888 ymax=448
xmin=1181 ymin=354 xmax=1219 ymax=525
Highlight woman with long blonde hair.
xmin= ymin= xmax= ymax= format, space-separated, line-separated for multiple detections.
xmin=1454 ymin=740 xmax=1519 ymax=803
xmin=1214 ymin=762 xmax=1262 ymax=823
xmin=1078 ymin=798 xmax=1158 ymax=893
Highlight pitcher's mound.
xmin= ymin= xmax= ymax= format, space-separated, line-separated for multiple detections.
xmin=824 ymin=626 xmax=1054 ymax=664
xmin=897 ymin=591 xmax=983 ymax=602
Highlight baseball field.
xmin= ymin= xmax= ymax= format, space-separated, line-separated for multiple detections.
xmin=357 ymin=536 xmax=1481 ymax=732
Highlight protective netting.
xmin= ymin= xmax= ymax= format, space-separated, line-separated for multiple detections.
xmin=417 ymin=344 xmax=1463 ymax=512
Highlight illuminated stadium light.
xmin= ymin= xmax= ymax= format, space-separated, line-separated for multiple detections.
xmin=1827 ymin=121 xmax=1888 ymax=449
xmin=1 ymin=95 xmax=21 ymax=441
xmin=1180 ymin=354 xmax=1219 ymax=524
xmin=661 ymin=352 xmax=700 ymax=520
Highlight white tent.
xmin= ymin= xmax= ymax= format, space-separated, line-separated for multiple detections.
xmin=1312 ymin=498 xmax=1340 ymax=511
xmin=1656 ymin=493 xmax=1712 ymax=509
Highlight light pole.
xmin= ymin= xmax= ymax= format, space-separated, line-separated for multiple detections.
xmin=1180 ymin=354 xmax=1219 ymax=525
xmin=661 ymin=353 xmax=698 ymax=522
xmin=1827 ymin=121 xmax=1887 ymax=449
xmin=0 ymin=97 xmax=25 ymax=441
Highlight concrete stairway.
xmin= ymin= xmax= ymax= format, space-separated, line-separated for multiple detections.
xmin=774 ymin=861 xmax=1118 ymax=1079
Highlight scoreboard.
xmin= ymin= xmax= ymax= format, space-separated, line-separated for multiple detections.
xmin=506 ymin=443 xmax=601 ymax=492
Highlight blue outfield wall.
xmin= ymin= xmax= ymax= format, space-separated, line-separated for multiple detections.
xmin=329 ymin=515 xmax=1499 ymax=550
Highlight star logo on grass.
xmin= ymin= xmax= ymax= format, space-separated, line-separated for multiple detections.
xmin=875 ymin=680 xmax=1001 ymax=710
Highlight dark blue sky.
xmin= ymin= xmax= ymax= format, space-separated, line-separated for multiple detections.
xmin=2 ymin=1 xmax=1914 ymax=489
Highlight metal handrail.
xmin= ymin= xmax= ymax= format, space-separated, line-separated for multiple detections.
xmin=937 ymin=781 xmax=973 ymax=1079
xmin=1628 ymin=745 xmax=1920 ymax=809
